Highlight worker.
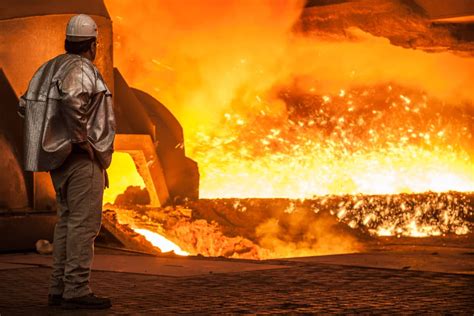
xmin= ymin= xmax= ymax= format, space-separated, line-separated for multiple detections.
xmin=18 ymin=14 xmax=115 ymax=310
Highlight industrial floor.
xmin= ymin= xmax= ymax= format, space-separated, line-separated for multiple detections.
xmin=0 ymin=245 xmax=473 ymax=315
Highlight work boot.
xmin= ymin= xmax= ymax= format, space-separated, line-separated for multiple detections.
xmin=48 ymin=294 xmax=63 ymax=306
xmin=61 ymin=293 xmax=112 ymax=310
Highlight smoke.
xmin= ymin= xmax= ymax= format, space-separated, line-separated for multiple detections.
xmin=104 ymin=0 xmax=474 ymax=198
xmin=255 ymin=211 xmax=362 ymax=258
xmin=105 ymin=0 xmax=474 ymax=135
xmin=284 ymin=27 xmax=474 ymax=105
xmin=105 ymin=0 xmax=305 ymax=135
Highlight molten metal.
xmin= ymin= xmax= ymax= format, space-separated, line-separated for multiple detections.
xmin=133 ymin=228 xmax=189 ymax=256
xmin=102 ymin=0 xmax=474 ymax=254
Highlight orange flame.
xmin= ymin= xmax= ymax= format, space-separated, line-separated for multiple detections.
xmin=104 ymin=0 xmax=474 ymax=240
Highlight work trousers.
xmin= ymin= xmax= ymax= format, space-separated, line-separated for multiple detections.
xmin=48 ymin=153 xmax=104 ymax=299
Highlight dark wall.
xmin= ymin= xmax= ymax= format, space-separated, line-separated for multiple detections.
xmin=0 ymin=14 xmax=114 ymax=100
xmin=0 ymin=0 xmax=109 ymax=20
xmin=0 ymin=70 xmax=29 ymax=210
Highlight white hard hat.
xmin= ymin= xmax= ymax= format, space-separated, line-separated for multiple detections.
xmin=66 ymin=14 xmax=98 ymax=42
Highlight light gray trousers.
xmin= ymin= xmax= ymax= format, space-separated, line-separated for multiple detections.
xmin=49 ymin=153 xmax=104 ymax=299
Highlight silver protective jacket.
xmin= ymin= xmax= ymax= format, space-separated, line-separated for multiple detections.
xmin=19 ymin=54 xmax=115 ymax=171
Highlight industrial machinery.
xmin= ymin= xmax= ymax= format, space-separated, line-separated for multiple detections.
xmin=0 ymin=0 xmax=199 ymax=251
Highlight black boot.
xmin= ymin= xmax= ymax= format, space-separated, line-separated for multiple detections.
xmin=48 ymin=294 xmax=63 ymax=306
xmin=62 ymin=293 xmax=112 ymax=310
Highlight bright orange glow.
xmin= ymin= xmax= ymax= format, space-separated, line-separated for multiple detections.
xmin=111 ymin=206 xmax=191 ymax=256
xmin=334 ymin=192 xmax=471 ymax=238
xmin=103 ymin=152 xmax=146 ymax=205
xmin=134 ymin=228 xmax=189 ymax=256
xmin=375 ymin=220 xmax=443 ymax=238
xmin=104 ymin=0 xmax=474 ymax=240
xmin=192 ymin=131 xmax=474 ymax=198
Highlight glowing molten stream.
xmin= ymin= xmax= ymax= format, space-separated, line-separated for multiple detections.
xmin=134 ymin=228 xmax=189 ymax=256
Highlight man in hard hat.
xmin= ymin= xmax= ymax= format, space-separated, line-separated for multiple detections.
xmin=18 ymin=14 xmax=115 ymax=310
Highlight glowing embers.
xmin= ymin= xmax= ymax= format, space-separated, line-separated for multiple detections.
xmin=105 ymin=0 xmax=474 ymax=199
xmin=107 ymin=194 xmax=472 ymax=260
xmin=189 ymin=84 xmax=474 ymax=198
xmin=331 ymin=192 xmax=472 ymax=237
xmin=110 ymin=205 xmax=191 ymax=256
xmin=104 ymin=150 xmax=188 ymax=256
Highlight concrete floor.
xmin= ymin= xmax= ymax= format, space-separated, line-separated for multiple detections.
xmin=0 ymin=244 xmax=473 ymax=314
xmin=287 ymin=244 xmax=474 ymax=275
xmin=0 ymin=252 xmax=288 ymax=277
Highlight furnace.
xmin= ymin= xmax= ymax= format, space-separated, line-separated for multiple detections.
xmin=1 ymin=0 xmax=473 ymax=259
xmin=0 ymin=0 xmax=199 ymax=251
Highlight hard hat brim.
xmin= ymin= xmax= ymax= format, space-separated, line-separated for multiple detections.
xmin=66 ymin=35 xmax=96 ymax=42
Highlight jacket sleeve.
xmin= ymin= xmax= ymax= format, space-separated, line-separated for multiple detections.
xmin=58 ymin=61 xmax=95 ymax=143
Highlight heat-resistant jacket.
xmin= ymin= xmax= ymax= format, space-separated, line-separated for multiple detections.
xmin=19 ymin=54 xmax=115 ymax=171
